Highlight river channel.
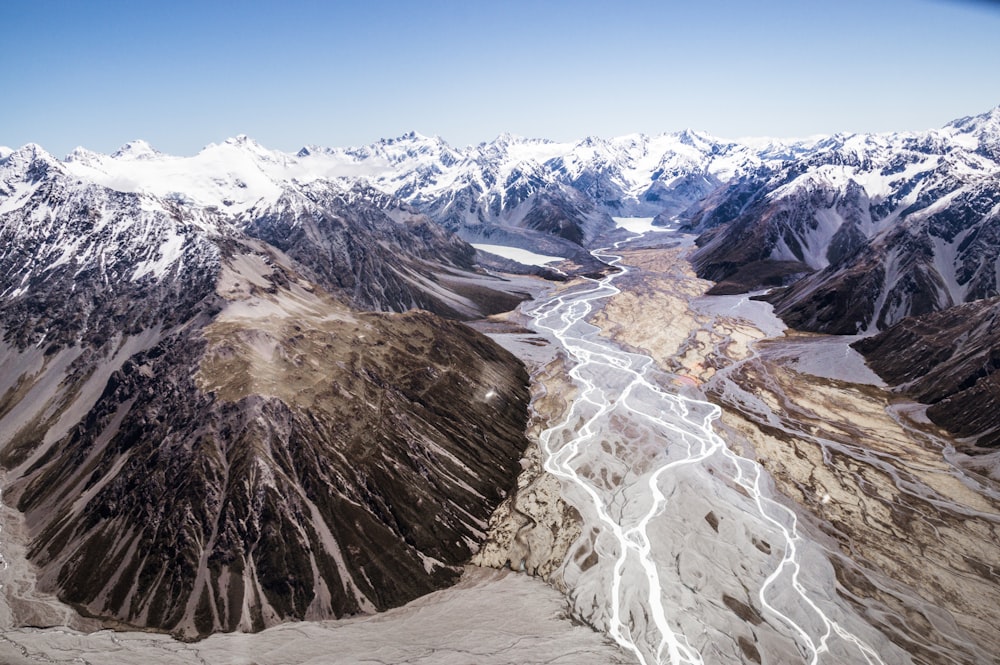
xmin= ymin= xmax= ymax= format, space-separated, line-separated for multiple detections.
xmin=514 ymin=226 xmax=904 ymax=665
xmin=509 ymin=222 xmax=1000 ymax=665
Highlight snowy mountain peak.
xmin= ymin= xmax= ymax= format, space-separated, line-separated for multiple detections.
xmin=198 ymin=135 xmax=269 ymax=156
xmin=379 ymin=130 xmax=434 ymax=146
xmin=200 ymin=135 xmax=298 ymax=171
xmin=985 ymin=104 xmax=1000 ymax=127
xmin=64 ymin=146 xmax=104 ymax=164
xmin=945 ymin=105 xmax=1000 ymax=154
xmin=112 ymin=139 xmax=160 ymax=160
xmin=476 ymin=134 xmax=559 ymax=166
xmin=0 ymin=146 xmax=12 ymax=160
xmin=223 ymin=134 xmax=261 ymax=147
xmin=491 ymin=131 xmax=525 ymax=146
xmin=342 ymin=131 xmax=462 ymax=169
xmin=4 ymin=142 xmax=54 ymax=162
xmin=1 ymin=142 xmax=63 ymax=181
xmin=947 ymin=105 xmax=1000 ymax=131
xmin=675 ymin=128 xmax=714 ymax=149
xmin=576 ymin=135 xmax=603 ymax=149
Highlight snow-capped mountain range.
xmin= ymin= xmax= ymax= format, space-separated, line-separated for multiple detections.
xmin=10 ymin=106 xmax=997 ymax=314
xmin=690 ymin=106 xmax=1000 ymax=334
xmin=21 ymin=127 xmax=821 ymax=258
xmin=684 ymin=106 xmax=1000 ymax=448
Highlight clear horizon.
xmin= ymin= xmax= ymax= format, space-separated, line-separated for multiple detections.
xmin=2 ymin=0 xmax=999 ymax=158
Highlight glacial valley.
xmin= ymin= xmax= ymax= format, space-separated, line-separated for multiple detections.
xmin=3 ymin=224 xmax=999 ymax=664
xmin=3 ymin=105 xmax=1000 ymax=664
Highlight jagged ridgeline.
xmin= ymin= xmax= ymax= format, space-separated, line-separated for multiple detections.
xmin=0 ymin=146 xmax=531 ymax=637
xmin=688 ymin=108 xmax=1000 ymax=335
xmin=683 ymin=107 xmax=1000 ymax=447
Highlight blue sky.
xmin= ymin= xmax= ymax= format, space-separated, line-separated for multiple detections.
xmin=2 ymin=0 xmax=999 ymax=156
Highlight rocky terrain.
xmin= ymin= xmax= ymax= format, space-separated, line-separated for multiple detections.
xmin=682 ymin=108 xmax=1000 ymax=448
xmin=852 ymin=295 xmax=1000 ymax=449
xmin=573 ymin=241 xmax=1000 ymax=664
xmin=711 ymin=335 xmax=1000 ymax=665
xmin=3 ymin=208 xmax=1000 ymax=664
xmin=688 ymin=108 xmax=1000 ymax=335
xmin=0 ymin=564 xmax=632 ymax=665
xmin=471 ymin=310 xmax=584 ymax=582
xmin=0 ymin=145 xmax=534 ymax=638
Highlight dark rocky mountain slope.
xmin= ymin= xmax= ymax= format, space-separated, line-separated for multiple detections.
xmin=851 ymin=296 xmax=1000 ymax=449
xmin=0 ymin=146 xmax=531 ymax=638
xmin=240 ymin=181 xmax=526 ymax=318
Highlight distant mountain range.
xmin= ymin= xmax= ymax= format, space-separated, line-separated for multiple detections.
xmin=2 ymin=105 xmax=999 ymax=636
xmin=11 ymin=126 xmax=823 ymax=265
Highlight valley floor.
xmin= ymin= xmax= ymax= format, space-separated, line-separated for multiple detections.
xmin=573 ymin=241 xmax=1000 ymax=664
